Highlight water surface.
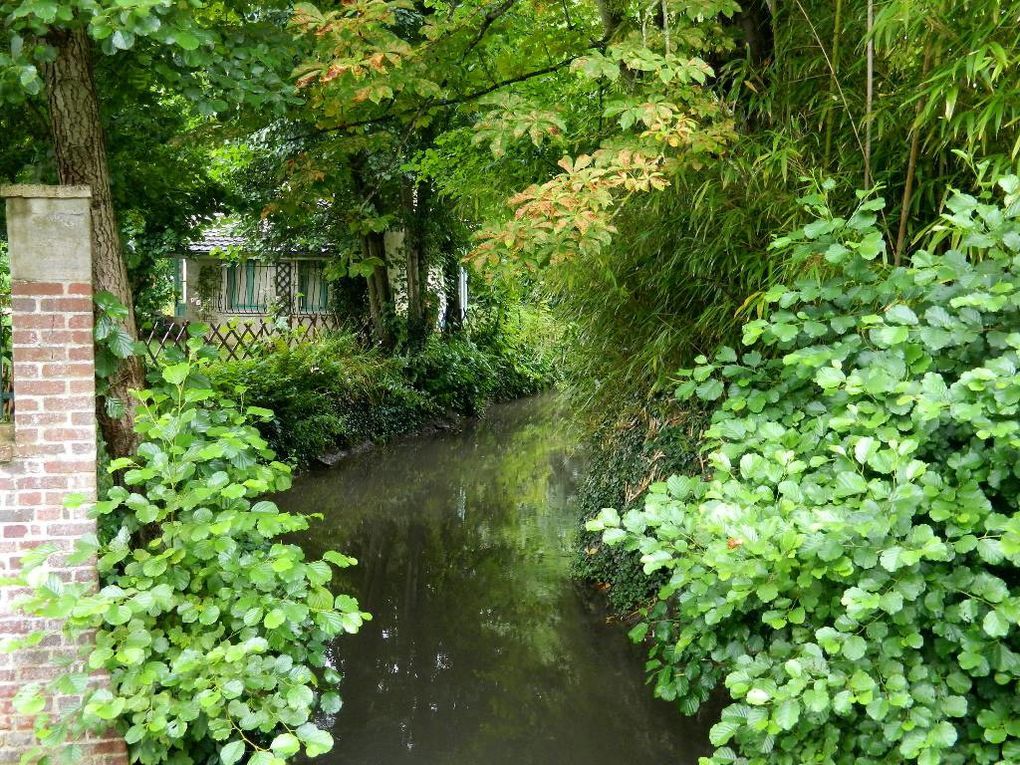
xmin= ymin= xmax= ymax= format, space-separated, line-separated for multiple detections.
xmin=282 ymin=396 xmax=713 ymax=764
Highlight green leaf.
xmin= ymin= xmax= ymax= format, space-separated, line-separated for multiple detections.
xmin=695 ymin=378 xmax=724 ymax=401
xmin=296 ymin=723 xmax=334 ymax=757
xmin=710 ymin=719 xmax=740 ymax=746
xmin=982 ymin=609 xmax=1010 ymax=638
xmin=834 ymin=471 xmax=867 ymax=497
xmin=161 ymin=362 xmax=190 ymax=385
xmin=886 ymin=304 xmax=919 ymax=325
xmin=870 ymin=325 xmax=909 ymax=347
xmin=856 ymin=231 xmax=885 ymax=260
xmin=323 ymin=551 xmax=356 ymax=568
xmin=13 ymin=685 xmax=44 ymax=715
xmin=815 ymin=366 xmax=845 ymax=389
xmin=320 ymin=692 xmax=342 ymax=714
xmin=775 ymin=699 xmax=801 ymax=730
xmin=175 ymin=30 xmax=201 ymax=50
xmin=220 ymin=741 xmax=245 ymax=765
xmin=842 ymin=635 xmax=867 ymax=661
xmin=270 ymin=733 xmax=300 ymax=756
xmin=287 ymin=684 xmax=314 ymax=710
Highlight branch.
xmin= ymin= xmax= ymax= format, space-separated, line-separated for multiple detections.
xmin=462 ymin=0 xmax=520 ymax=59
xmin=301 ymin=53 xmax=582 ymax=140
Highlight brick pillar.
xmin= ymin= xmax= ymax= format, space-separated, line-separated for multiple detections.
xmin=0 ymin=186 xmax=127 ymax=764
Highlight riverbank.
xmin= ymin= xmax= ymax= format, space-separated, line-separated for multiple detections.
xmin=207 ymin=331 xmax=556 ymax=467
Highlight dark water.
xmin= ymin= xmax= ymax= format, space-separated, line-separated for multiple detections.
xmin=280 ymin=395 xmax=713 ymax=765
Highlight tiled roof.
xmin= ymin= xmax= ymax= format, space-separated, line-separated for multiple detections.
xmin=186 ymin=224 xmax=248 ymax=255
xmin=184 ymin=222 xmax=329 ymax=258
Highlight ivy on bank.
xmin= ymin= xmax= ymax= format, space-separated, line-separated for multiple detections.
xmin=3 ymin=330 xmax=369 ymax=765
xmin=589 ymin=178 xmax=1020 ymax=764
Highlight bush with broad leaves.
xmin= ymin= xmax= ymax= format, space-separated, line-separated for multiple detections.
xmin=3 ymin=331 xmax=369 ymax=765
xmin=588 ymin=177 xmax=1020 ymax=765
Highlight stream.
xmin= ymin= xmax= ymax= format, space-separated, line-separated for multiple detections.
xmin=280 ymin=395 xmax=713 ymax=764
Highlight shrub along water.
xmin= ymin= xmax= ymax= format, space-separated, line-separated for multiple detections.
xmin=588 ymin=179 xmax=1020 ymax=764
xmin=572 ymin=403 xmax=708 ymax=613
xmin=3 ymin=335 xmax=369 ymax=765
xmin=209 ymin=322 xmax=556 ymax=467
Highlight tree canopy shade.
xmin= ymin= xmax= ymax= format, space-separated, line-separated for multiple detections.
xmin=1 ymin=1 xmax=297 ymax=109
xmin=3 ymin=0 xmax=1019 ymax=433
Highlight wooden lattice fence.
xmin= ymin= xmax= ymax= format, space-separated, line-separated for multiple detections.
xmin=142 ymin=315 xmax=346 ymax=362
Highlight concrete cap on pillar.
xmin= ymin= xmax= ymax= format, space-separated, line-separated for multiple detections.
xmin=1 ymin=184 xmax=92 ymax=199
xmin=2 ymin=184 xmax=93 ymax=283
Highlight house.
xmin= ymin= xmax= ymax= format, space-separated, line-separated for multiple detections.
xmin=167 ymin=221 xmax=467 ymax=328
xmin=171 ymin=223 xmax=333 ymax=322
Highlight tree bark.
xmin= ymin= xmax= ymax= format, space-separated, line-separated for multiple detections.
xmin=41 ymin=26 xmax=143 ymax=458
xmin=363 ymin=232 xmax=394 ymax=348
xmin=595 ymin=0 xmax=625 ymax=39
xmin=401 ymin=179 xmax=429 ymax=347
xmin=442 ymin=253 xmax=463 ymax=334
xmin=737 ymin=0 xmax=773 ymax=67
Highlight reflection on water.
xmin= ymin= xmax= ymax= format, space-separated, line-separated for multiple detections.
xmin=281 ymin=395 xmax=713 ymax=764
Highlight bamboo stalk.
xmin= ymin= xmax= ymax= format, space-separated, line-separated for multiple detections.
xmin=661 ymin=0 xmax=671 ymax=55
xmin=894 ymin=44 xmax=934 ymax=265
xmin=822 ymin=0 xmax=844 ymax=167
xmin=864 ymin=0 xmax=874 ymax=188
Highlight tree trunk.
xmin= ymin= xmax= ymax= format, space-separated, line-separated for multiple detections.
xmin=442 ymin=254 xmax=463 ymax=334
xmin=41 ymin=26 xmax=143 ymax=458
xmin=595 ymin=0 xmax=625 ymax=39
xmin=401 ymin=179 xmax=429 ymax=347
xmin=363 ymin=232 xmax=393 ymax=348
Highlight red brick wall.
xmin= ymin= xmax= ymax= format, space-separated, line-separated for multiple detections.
xmin=0 ymin=187 xmax=127 ymax=764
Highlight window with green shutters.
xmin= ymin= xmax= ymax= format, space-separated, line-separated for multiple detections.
xmin=226 ymin=261 xmax=265 ymax=312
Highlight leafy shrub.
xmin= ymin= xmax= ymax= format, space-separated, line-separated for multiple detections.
xmin=589 ymin=179 xmax=1020 ymax=764
xmin=208 ymin=334 xmax=436 ymax=465
xmin=210 ymin=328 xmax=557 ymax=466
xmin=402 ymin=335 xmax=497 ymax=415
xmin=572 ymin=403 xmax=708 ymax=613
xmin=4 ymin=337 xmax=369 ymax=765
xmin=474 ymin=304 xmax=560 ymax=402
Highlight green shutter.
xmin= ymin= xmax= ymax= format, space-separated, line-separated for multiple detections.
xmin=227 ymin=264 xmax=239 ymax=310
xmin=298 ymin=262 xmax=328 ymax=312
xmin=245 ymin=261 xmax=257 ymax=308
xmin=298 ymin=262 xmax=309 ymax=312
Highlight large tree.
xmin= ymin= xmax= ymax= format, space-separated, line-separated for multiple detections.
xmin=1 ymin=1 xmax=296 ymax=454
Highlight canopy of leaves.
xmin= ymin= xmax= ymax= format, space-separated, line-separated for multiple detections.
xmin=1 ymin=0 xmax=298 ymax=112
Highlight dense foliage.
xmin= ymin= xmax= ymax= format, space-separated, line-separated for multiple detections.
xmin=207 ymin=319 xmax=555 ymax=466
xmin=207 ymin=334 xmax=434 ymax=465
xmin=588 ymin=179 xmax=1020 ymax=764
xmin=572 ymin=403 xmax=707 ymax=612
xmin=4 ymin=0 xmax=1020 ymax=759
xmin=3 ymin=336 xmax=369 ymax=764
